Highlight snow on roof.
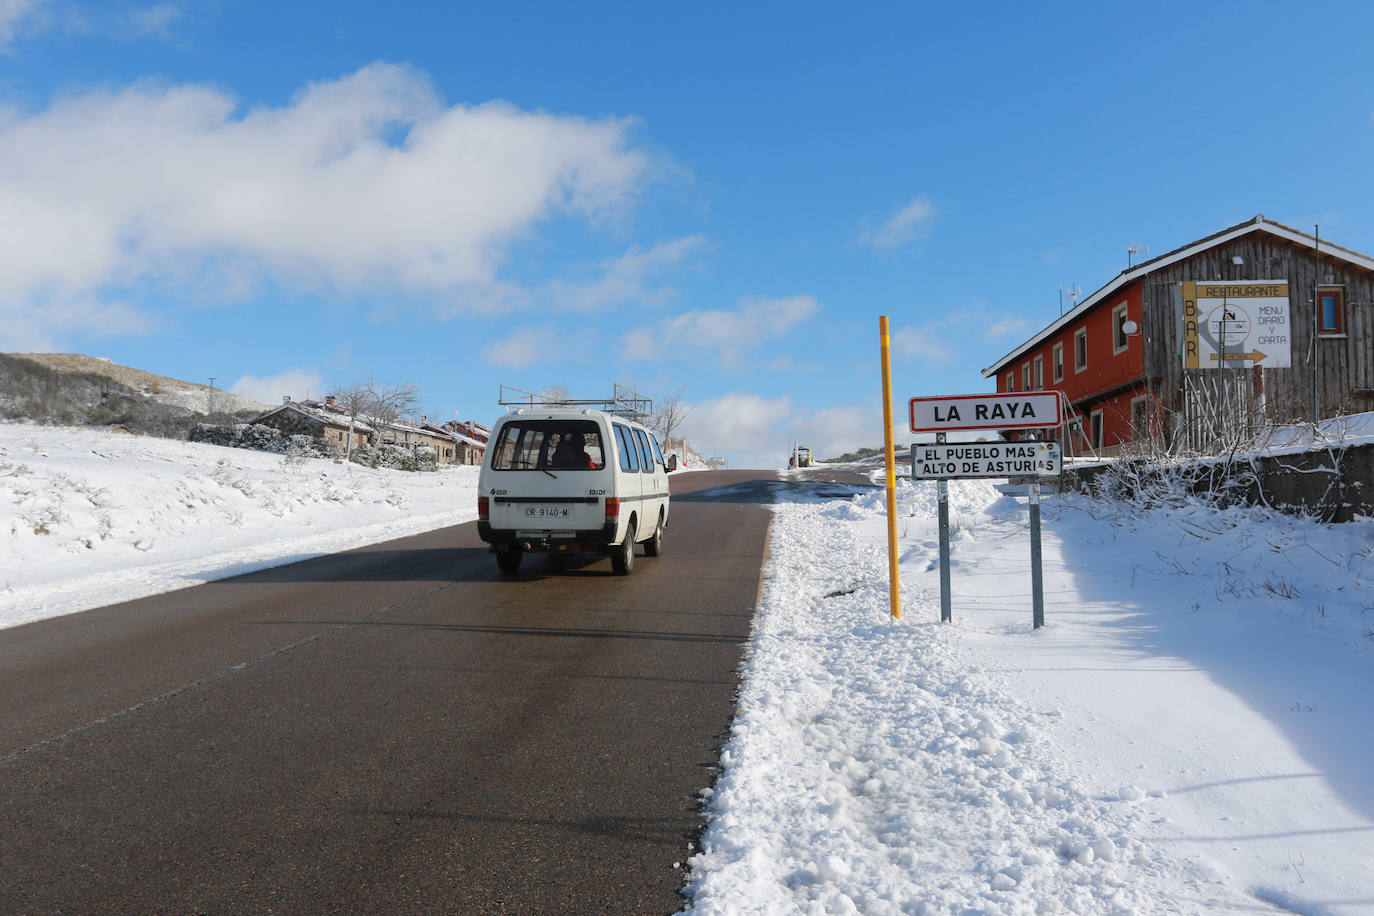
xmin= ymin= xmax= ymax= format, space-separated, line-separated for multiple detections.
xmin=982 ymin=215 xmax=1374 ymax=377
xmin=451 ymin=432 xmax=487 ymax=450
xmin=254 ymin=401 xmax=375 ymax=432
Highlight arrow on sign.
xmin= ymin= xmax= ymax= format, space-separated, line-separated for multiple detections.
xmin=1209 ymin=349 xmax=1268 ymax=363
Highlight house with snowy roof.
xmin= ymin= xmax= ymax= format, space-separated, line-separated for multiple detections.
xmin=982 ymin=215 xmax=1374 ymax=457
xmin=249 ymin=397 xmax=372 ymax=454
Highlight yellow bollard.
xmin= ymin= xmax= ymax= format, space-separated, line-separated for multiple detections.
xmin=880 ymin=316 xmax=901 ymax=620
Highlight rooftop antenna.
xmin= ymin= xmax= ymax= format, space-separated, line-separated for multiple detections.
xmin=1127 ymin=242 xmax=1149 ymax=269
xmin=1066 ymin=283 xmax=1082 ymax=308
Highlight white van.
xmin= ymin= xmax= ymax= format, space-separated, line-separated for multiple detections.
xmin=477 ymin=407 xmax=671 ymax=575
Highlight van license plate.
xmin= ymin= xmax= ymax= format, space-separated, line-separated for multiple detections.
xmin=524 ymin=506 xmax=571 ymax=519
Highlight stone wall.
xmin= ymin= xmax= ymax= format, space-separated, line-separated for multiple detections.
xmin=1062 ymin=442 xmax=1373 ymax=522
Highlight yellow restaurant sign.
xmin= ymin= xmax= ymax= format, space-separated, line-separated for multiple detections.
xmin=1182 ymin=280 xmax=1292 ymax=370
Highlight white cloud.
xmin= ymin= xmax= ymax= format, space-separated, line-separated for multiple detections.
xmin=782 ymin=405 xmax=882 ymax=464
xmin=861 ymin=194 xmax=936 ymax=249
xmin=483 ymin=326 xmax=562 ymax=369
xmin=542 ymin=235 xmax=707 ymax=311
xmin=891 ymin=323 xmax=954 ymax=364
xmin=984 ymin=317 xmax=1028 ymax=339
xmin=1 ymin=1 xmax=196 ymax=49
xmin=123 ymin=2 xmax=186 ymax=40
xmin=679 ymin=394 xmax=882 ymax=470
xmin=679 ymin=393 xmax=794 ymax=468
xmin=624 ymin=294 xmax=819 ymax=366
xmin=482 ymin=324 xmax=598 ymax=369
xmin=0 ymin=63 xmax=654 ymax=343
xmin=887 ymin=302 xmax=1027 ymax=371
xmin=230 ymin=368 xmax=324 ymax=405
xmin=0 ymin=0 xmax=44 ymax=48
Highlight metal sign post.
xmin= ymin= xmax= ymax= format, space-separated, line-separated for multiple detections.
xmin=935 ymin=434 xmax=952 ymax=623
xmin=1029 ymin=480 xmax=1044 ymax=629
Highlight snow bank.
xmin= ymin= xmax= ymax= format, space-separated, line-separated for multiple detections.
xmin=0 ymin=422 xmax=478 ymax=628
xmin=683 ymin=472 xmax=1374 ymax=913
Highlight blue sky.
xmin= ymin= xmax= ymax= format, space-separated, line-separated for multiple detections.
xmin=3 ymin=1 xmax=1373 ymax=467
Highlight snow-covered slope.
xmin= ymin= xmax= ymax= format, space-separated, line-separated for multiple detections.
xmin=1 ymin=422 xmax=477 ymax=627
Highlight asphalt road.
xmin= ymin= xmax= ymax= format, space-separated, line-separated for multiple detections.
xmin=0 ymin=467 xmax=863 ymax=915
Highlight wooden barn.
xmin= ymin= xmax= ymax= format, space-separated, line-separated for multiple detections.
xmin=983 ymin=215 xmax=1374 ymax=457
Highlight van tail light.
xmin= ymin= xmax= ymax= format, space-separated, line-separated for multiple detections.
xmin=478 ymin=496 xmax=489 ymax=520
xmin=604 ymin=497 xmax=620 ymax=521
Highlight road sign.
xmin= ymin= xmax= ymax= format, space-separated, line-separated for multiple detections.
xmin=909 ymin=391 xmax=1063 ymax=433
xmin=911 ymin=441 xmax=1061 ymax=479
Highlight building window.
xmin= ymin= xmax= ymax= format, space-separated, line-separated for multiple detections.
xmin=1112 ymin=301 xmax=1130 ymax=353
xmin=1318 ymin=287 xmax=1345 ymax=335
xmin=1074 ymin=328 xmax=1088 ymax=373
xmin=1022 ymin=363 xmax=1032 ymax=390
xmin=1033 ymin=355 xmax=1043 ymax=389
xmin=1089 ymin=408 xmax=1104 ymax=451
xmin=1052 ymin=342 xmax=1064 ymax=382
xmin=1006 ymin=371 xmax=1015 ymax=392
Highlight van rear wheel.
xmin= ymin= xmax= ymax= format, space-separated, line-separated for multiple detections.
xmin=612 ymin=521 xmax=636 ymax=575
xmin=644 ymin=514 xmax=664 ymax=557
xmin=496 ymin=546 xmax=523 ymax=574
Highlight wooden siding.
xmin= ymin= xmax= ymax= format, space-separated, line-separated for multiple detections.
xmin=1140 ymin=230 xmax=1374 ymax=449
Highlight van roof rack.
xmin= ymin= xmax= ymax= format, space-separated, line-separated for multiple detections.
xmin=498 ymin=383 xmax=653 ymax=419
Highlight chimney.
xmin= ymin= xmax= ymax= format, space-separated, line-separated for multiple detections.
xmin=421 ymin=416 xmax=428 ymax=426
xmin=283 ymin=395 xmax=291 ymax=404
xmin=326 ymin=395 xmax=335 ymax=408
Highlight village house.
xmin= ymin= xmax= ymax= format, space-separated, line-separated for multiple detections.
xmin=440 ymin=419 xmax=489 ymax=466
xmin=249 ymin=397 xmax=372 ymax=453
xmin=250 ymin=395 xmax=492 ymax=466
xmin=420 ymin=422 xmax=484 ymax=466
xmin=982 ymin=215 xmax=1374 ymax=457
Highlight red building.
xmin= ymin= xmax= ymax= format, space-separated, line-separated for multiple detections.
xmin=983 ymin=215 xmax=1374 ymax=457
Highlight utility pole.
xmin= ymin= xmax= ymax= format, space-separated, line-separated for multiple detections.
xmin=207 ymin=377 xmax=217 ymax=416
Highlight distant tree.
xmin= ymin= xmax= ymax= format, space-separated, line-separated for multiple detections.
xmin=366 ymin=376 xmax=422 ymax=441
xmin=332 ymin=373 xmax=422 ymax=460
xmin=540 ymin=384 xmax=572 ymax=406
xmin=331 ymin=382 xmax=371 ymax=462
xmin=650 ymin=386 xmax=691 ymax=445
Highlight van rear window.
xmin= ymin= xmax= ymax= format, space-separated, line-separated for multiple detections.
xmin=491 ymin=420 xmax=605 ymax=470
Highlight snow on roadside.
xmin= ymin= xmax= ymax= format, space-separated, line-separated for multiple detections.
xmin=682 ymin=473 xmax=1374 ymax=914
xmin=1 ymin=422 xmax=478 ymax=629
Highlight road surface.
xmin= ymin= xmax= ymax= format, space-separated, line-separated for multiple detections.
xmin=0 ymin=467 xmax=871 ymax=913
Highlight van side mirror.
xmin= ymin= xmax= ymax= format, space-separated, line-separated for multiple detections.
xmin=666 ymin=455 xmax=678 ymax=471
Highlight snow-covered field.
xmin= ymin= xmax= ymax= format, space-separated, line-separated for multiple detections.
xmin=4 ymin=421 xmax=1373 ymax=913
xmin=0 ymin=422 xmax=479 ymax=628
xmin=682 ymin=468 xmax=1374 ymax=915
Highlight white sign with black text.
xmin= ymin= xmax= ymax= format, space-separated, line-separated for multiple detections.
xmin=911 ymin=441 xmax=1061 ymax=479
xmin=909 ymin=391 xmax=1063 ymax=433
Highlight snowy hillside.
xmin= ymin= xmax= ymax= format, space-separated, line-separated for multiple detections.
xmin=1 ymin=422 xmax=477 ymax=628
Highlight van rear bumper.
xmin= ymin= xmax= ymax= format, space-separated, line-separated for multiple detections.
xmin=478 ymin=521 xmax=618 ymax=552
